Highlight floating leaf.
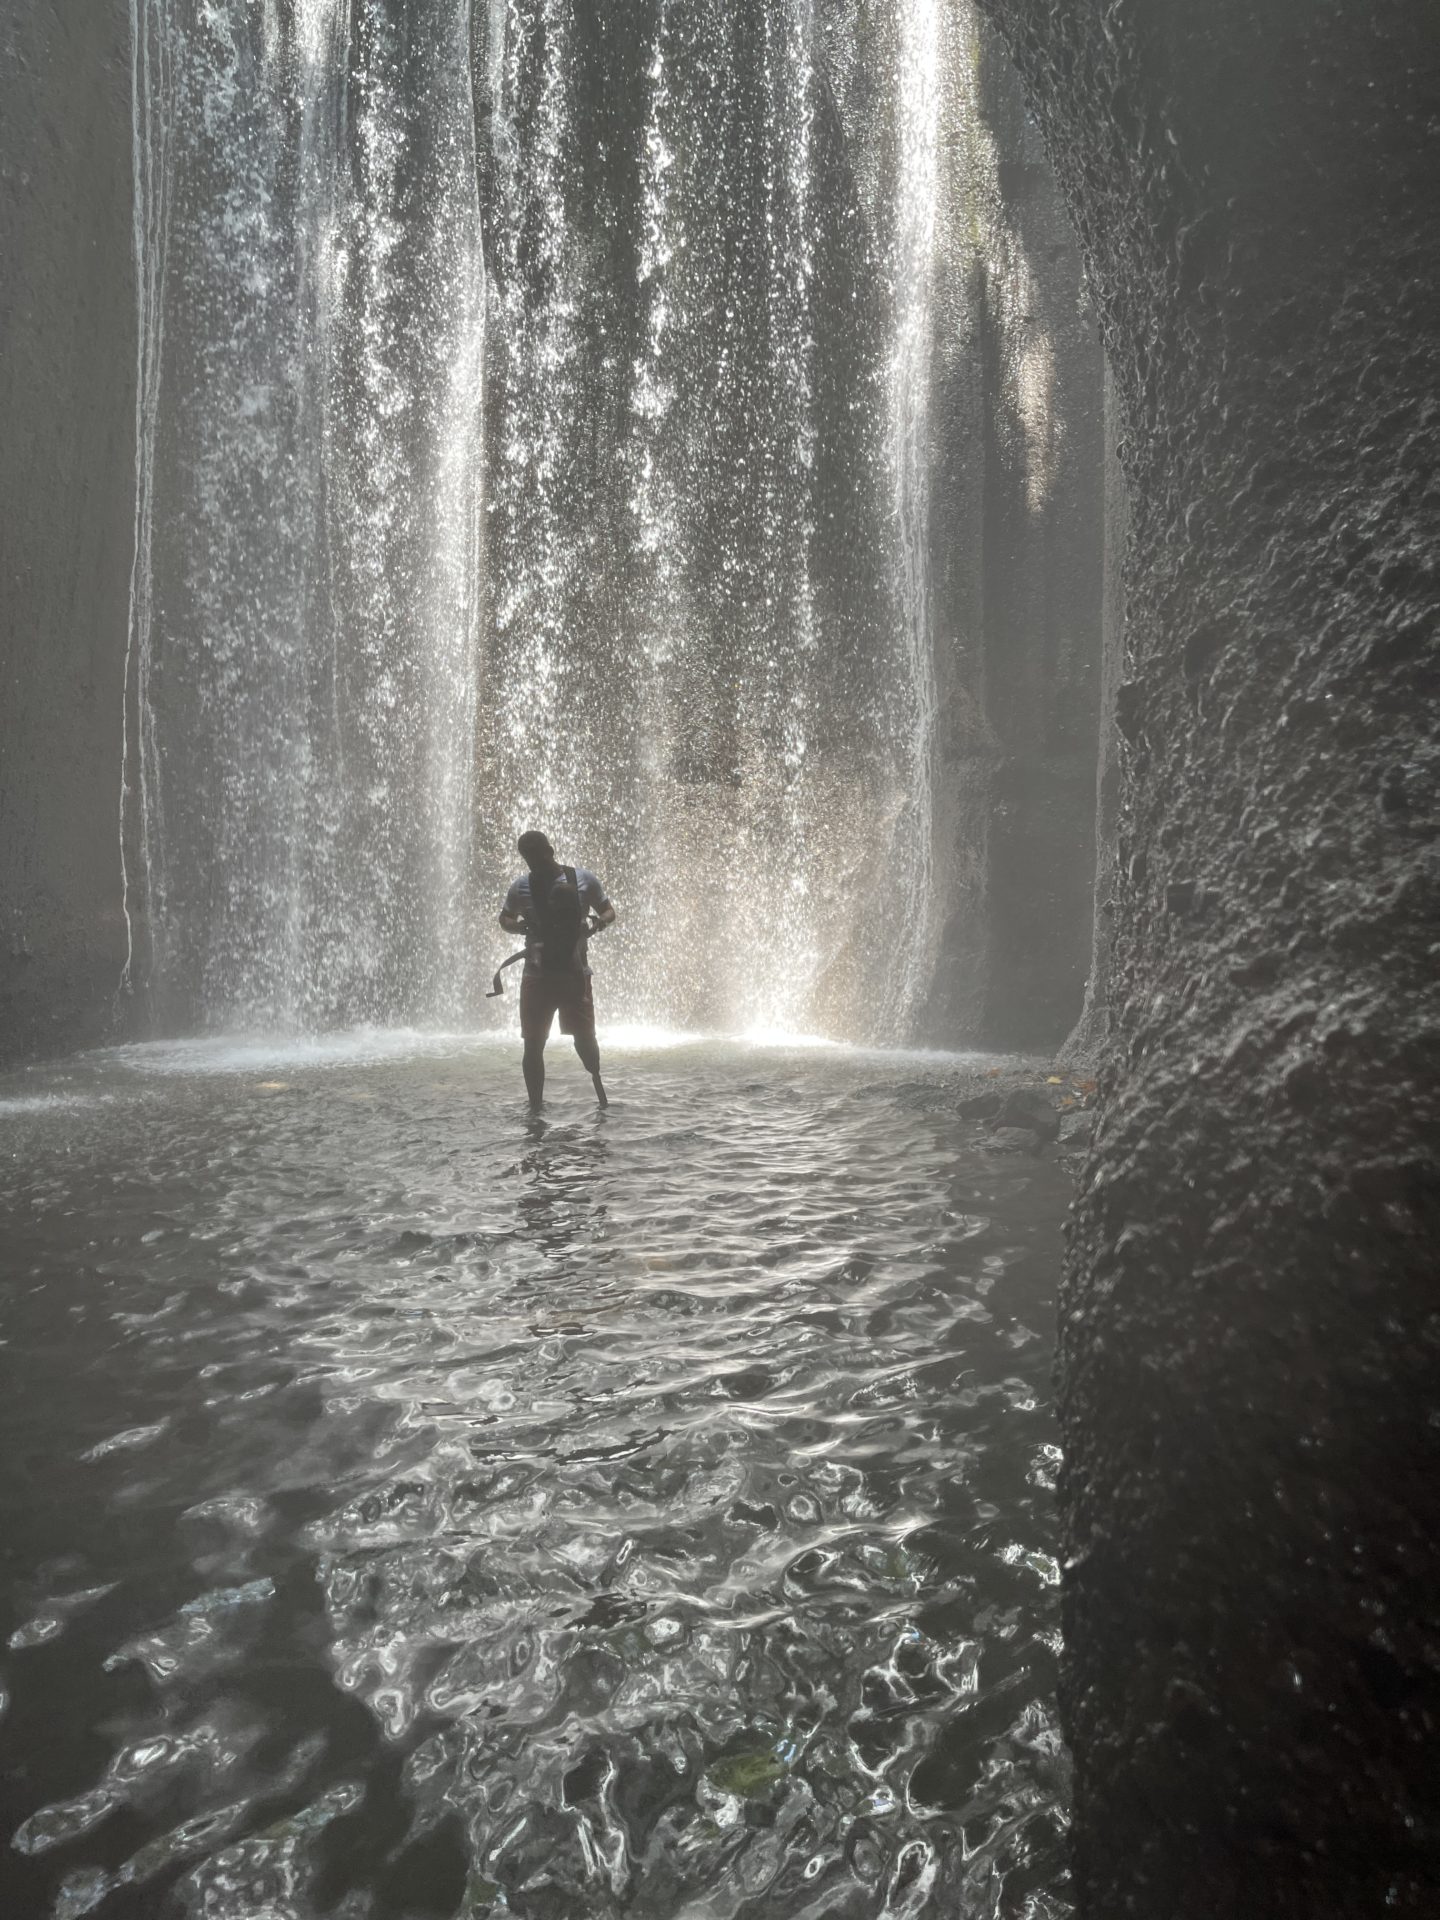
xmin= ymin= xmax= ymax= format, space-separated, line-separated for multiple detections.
xmin=709 ymin=1748 xmax=788 ymax=1796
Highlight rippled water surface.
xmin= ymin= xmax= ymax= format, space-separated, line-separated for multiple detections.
xmin=0 ymin=1035 xmax=1070 ymax=1919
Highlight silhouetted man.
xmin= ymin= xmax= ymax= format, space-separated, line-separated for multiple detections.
xmin=500 ymin=831 xmax=616 ymax=1109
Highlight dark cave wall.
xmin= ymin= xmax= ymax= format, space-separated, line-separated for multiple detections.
xmin=923 ymin=7 xmax=1107 ymax=1052
xmin=973 ymin=0 xmax=1440 ymax=1912
xmin=1061 ymin=362 xmax=1125 ymax=1064
xmin=0 ymin=0 xmax=136 ymax=1062
xmin=972 ymin=29 xmax=1105 ymax=1052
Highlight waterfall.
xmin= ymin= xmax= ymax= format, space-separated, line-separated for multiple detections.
xmin=123 ymin=0 xmax=485 ymax=1029
xmin=481 ymin=0 xmax=581 ymax=859
xmin=120 ymin=0 xmax=176 ymax=997
xmin=124 ymin=0 xmax=957 ymax=1043
xmin=886 ymin=0 xmax=942 ymax=1033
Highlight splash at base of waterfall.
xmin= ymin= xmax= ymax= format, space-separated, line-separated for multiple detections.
xmin=92 ymin=1025 xmax=1008 ymax=1082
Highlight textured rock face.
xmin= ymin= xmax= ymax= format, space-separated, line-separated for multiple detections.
xmin=922 ymin=18 xmax=1106 ymax=1051
xmin=0 ymin=3 xmax=137 ymax=1058
xmin=973 ymin=0 xmax=1440 ymax=1911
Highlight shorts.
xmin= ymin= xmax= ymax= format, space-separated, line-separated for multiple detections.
xmin=519 ymin=970 xmax=596 ymax=1044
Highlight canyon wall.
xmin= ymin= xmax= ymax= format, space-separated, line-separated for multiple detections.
xmin=1 ymin=4 xmax=138 ymax=1059
xmin=975 ymin=0 xmax=1440 ymax=1910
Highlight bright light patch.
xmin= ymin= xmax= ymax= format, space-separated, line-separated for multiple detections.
xmin=739 ymin=1027 xmax=843 ymax=1050
xmin=598 ymin=1024 xmax=707 ymax=1051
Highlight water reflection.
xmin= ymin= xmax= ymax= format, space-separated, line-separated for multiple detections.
xmin=514 ymin=1111 xmax=612 ymax=1254
xmin=0 ymin=1039 xmax=1070 ymax=1918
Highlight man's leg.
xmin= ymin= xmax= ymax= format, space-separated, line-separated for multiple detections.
xmin=567 ymin=979 xmax=607 ymax=1107
xmin=573 ymin=1031 xmax=607 ymax=1109
xmin=523 ymin=1037 xmax=546 ymax=1108
xmin=519 ymin=976 xmax=552 ymax=1108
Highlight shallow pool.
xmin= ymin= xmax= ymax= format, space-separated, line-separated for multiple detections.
xmin=0 ymin=1033 xmax=1070 ymax=1918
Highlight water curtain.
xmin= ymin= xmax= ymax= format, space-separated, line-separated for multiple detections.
xmin=123 ymin=0 xmax=950 ymax=1043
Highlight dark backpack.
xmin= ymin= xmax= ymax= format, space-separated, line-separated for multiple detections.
xmin=529 ymin=866 xmax=585 ymax=974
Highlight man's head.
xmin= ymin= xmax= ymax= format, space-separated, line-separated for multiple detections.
xmin=517 ymin=830 xmax=556 ymax=872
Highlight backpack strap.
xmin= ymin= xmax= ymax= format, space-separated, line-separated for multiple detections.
xmin=485 ymin=948 xmax=529 ymax=998
xmin=531 ymin=866 xmax=583 ymax=973
xmin=524 ymin=866 xmax=577 ymax=926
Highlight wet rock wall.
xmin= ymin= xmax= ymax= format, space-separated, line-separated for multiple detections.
xmin=0 ymin=3 xmax=137 ymax=1060
xmin=921 ymin=8 xmax=1108 ymax=1051
xmin=973 ymin=0 xmax=1440 ymax=1911
xmin=1060 ymin=362 xmax=1125 ymax=1065
xmin=969 ymin=26 xmax=1105 ymax=1051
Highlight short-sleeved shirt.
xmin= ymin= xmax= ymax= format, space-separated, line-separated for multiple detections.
xmin=503 ymin=866 xmax=611 ymax=976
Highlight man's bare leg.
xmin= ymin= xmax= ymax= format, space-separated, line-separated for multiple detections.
xmin=523 ymin=1037 xmax=546 ymax=1109
xmin=574 ymin=1033 xmax=607 ymax=1108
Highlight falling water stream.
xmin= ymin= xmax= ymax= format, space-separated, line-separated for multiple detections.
xmin=123 ymin=0 xmax=488 ymax=1029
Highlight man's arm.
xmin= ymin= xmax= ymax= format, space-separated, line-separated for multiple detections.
xmin=499 ymin=879 xmax=528 ymax=936
xmin=581 ymin=870 xmax=616 ymax=931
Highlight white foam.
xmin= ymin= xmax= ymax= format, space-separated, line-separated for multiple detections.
xmin=97 ymin=1028 xmax=503 ymax=1077
xmin=0 ymin=1094 xmax=110 ymax=1117
xmin=738 ymin=1026 xmax=843 ymax=1051
xmin=86 ymin=1025 xmax=1010 ymax=1081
